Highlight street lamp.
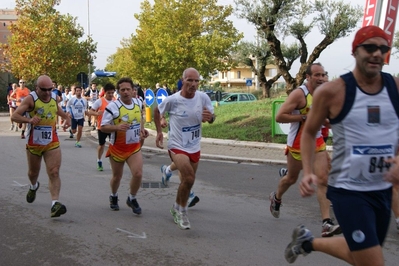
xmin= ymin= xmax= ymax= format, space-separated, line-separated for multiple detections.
xmin=87 ymin=0 xmax=91 ymax=88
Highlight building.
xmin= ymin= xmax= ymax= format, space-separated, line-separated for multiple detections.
xmin=0 ymin=8 xmax=17 ymax=106
xmin=210 ymin=60 xmax=279 ymax=90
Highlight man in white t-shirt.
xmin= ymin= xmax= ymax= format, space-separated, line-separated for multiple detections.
xmin=66 ymin=86 xmax=87 ymax=148
xmin=154 ymin=67 xmax=215 ymax=230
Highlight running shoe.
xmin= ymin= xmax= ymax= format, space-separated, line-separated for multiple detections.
xmin=285 ymin=225 xmax=314 ymax=264
xmin=161 ymin=165 xmax=172 ymax=187
xmin=188 ymin=192 xmax=200 ymax=208
xmin=321 ymin=221 xmax=342 ymax=237
xmin=51 ymin=202 xmax=67 ymax=218
xmin=75 ymin=142 xmax=82 ymax=148
xmin=26 ymin=182 xmax=40 ymax=203
xmin=126 ymin=197 xmax=142 ymax=214
xmin=170 ymin=205 xmax=179 ymax=224
xmin=10 ymin=124 xmax=14 ymax=131
xmin=177 ymin=211 xmax=191 ymax=230
xmin=15 ymin=126 xmax=18 ymax=132
xmin=279 ymin=167 xmax=288 ymax=177
xmin=21 ymin=133 xmax=25 ymax=139
xmin=97 ymin=161 xmax=103 ymax=171
xmin=69 ymin=129 xmax=74 ymax=138
xmin=269 ymin=191 xmax=282 ymax=218
xmin=109 ymin=195 xmax=119 ymax=211
xmin=18 ymin=123 xmax=22 ymax=129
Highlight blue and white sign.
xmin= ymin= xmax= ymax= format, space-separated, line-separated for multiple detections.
xmin=246 ymin=79 xmax=253 ymax=86
xmin=156 ymin=88 xmax=168 ymax=105
xmin=145 ymin=89 xmax=155 ymax=106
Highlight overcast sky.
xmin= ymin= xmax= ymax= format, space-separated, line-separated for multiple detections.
xmin=1 ymin=0 xmax=399 ymax=78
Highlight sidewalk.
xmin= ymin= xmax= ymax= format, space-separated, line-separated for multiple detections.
xmin=89 ymin=128 xmax=288 ymax=165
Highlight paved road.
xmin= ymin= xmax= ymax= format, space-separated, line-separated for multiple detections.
xmin=0 ymin=116 xmax=398 ymax=266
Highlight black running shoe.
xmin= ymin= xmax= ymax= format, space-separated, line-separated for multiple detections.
xmin=26 ymin=182 xmax=40 ymax=203
xmin=51 ymin=202 xmax=67 ymax=218
xmin=109 ymin=195 xmax=119 ymax=211
xmin=126 ymin=197 xmax=141 ymax=214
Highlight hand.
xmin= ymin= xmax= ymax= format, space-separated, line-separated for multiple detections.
xmin=202 ymin=107 xmax=213 ymax=122
xmin=299 ymin=174 xmax=318 ymax=197
xmin=156 ymin=132 xmax=164 ymax=149
xmin=141 ymin=129 xmax=149 ymax=139
xmin=384 ymin=156 xmax=399 ymax=186
xmin=29 ymin=116 xmax=41 ymax=125
xmin=160 ymin=117 xmax=168 ymax=128
xmin=97 ymin=110 xmax=103 ymax=116
xmin=118 ymin=123 xmax=130 ymax=132
xmin=62 ymin=118 xmax=71 ymax=130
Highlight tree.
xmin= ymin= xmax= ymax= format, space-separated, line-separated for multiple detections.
xmin=106 ymin=0 xmax=243 ymax=88
xmin=235 ymin=0 xmax=362 ymax=93
xmin=234 ymin=40 xmax=281 ymax=98
xmin=1 ymin=0 xmax=97 ymax=84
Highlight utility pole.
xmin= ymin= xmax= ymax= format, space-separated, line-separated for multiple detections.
xmin=87 ymin=0 xmax=91 ymax=89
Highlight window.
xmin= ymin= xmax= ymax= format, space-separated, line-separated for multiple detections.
xmin=240 ymin=94 xmax=249 ymax=101
xmin=237 ymin=71 xmax=241 ymax=79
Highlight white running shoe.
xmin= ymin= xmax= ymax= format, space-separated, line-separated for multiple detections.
xmin=177 ymin=211 xmax=190 ymax=230
xmin=161 ymin=165 xmax=172 ymax=187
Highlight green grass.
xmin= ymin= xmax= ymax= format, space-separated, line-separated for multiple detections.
xmin=146 ymin=98 xmax=288 ymax=144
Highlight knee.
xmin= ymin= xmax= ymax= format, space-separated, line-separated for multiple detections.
xmin=47 ymin=167 xmax=60 ymax=179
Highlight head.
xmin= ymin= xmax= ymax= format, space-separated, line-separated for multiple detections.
xmin=91 ymin=82 xmax=97 ymax=90
xmin=305 ymin=63 xmax=326 ymax=91
xmin=12 ymin=83 xmax=17 ymax=90
xmin=35 ymin=75 xmax=53 ymax=101
xmin=116 ymin=77 xmax=134 ymax=103
xmin=103 ymin=83 xmax=116 ymax=101
xmin=181 ymin=68 xmax=200 ymax=98
xmin=19 ymin=79 xmax=26 ymax=88
xmin=70 ymin=85 xmax=76 ymax=95
xmin=52 ymin=81 xmax=57 ymax=89
xmin=57 ymin=85 xmax=63 ymax=91
xmin=65 ymin=87 xmax=70 ymax=94
xmin=74 ymin=86 xmax=83 ymax=97
xmin=352 ymin=25 xmax=390 ymax=77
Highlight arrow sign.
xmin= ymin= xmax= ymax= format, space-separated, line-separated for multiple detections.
xmin=156 ymin=88 xmax=168 ymax=105
xmin=145 ymin=89 xmax=155 ymax=106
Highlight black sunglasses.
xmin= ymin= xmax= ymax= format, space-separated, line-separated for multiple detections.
xmin=357 ymin=44 xmax=391 ymax=54
xmin=39 ymin=87 xmax=53 ymax=92
xmin=19 ymin=82 xmax=25 ymax=84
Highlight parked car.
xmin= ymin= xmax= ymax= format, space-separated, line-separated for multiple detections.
xmin=212 ymin=93 xmax=257 ymax=106
xmin=205 ymin=91 xmax=227 ymax=101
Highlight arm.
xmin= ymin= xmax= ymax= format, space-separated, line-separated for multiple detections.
xmin=100 ymin=107 xmax=129 ymax=133
xmin=153 ymin=106 xmax=166 ymax=149
xmin=88 ymin=100 xmax=101 ymax=116
xmin=11 ymin=96 xmax=36 ymax=124
xmin=299 ymin=83 xmax=335 ymax=197
xmin=57 ymin=105 xmax=71 ymax=129
xmin=276 ymin=89 xmax=307 ymax=123
xmin=9 ymin=90 xmax=17 ymax=102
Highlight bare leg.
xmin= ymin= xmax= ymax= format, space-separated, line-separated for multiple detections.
xmin=43 ymin=148 xmax=62 ymax=200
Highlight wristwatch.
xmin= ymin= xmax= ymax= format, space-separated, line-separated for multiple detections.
xmin=302 ymin=115 xmax=306 ymax=121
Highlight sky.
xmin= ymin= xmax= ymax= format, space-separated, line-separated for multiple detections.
xmin=1 ymin=0 xmax=399 ymax=78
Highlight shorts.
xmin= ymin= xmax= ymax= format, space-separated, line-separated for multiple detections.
xmin=71 ymin=118 xmax=84 ymax=129
xmin=327 ymin=186 xmax=392 ymax=251
xmin=106 ymin=143 xmax=141 ymax=162
xmin=286 ymin=145 xmax=326 ymax=161
xmin=169 ymin=149 xmax=201 ymax=163
xmin=26 ymin=143 xmax=60 ymax=156
xmin=97 ymin=129 xmax=110 ymax=145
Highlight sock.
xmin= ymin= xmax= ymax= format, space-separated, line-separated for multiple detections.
xmin=51 ymin=200 xmax=58 ymax=207
xmin=396 ymin=217 xmax=399 ymax=223
xmin=166 ymin=165 xmax=172 ymax=174
xmin=179 ymin=205 xmax=188 ymax=213
xmin=174 ymin=202 xmax=180 ymax=211
xmin=129 ymin=194 xmax=136 ymax=201
xmin=97 ymin=159 xmax=101 ymax=162
xmin=323 ymin=218 xmax=333 ymax=225
xmin=189 ymin=190 xmax=194 ymax=198
xmin=30 ymin=182 xmax=38 ymax=190
xmin=301 ymin=241 xmax=313 ymax=253
xmin=111 ymin=193 xmax=118 ymax=197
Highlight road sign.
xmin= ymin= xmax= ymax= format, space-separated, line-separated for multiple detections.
xmin=145 ymin=89 xmax=155 ymax=106
xmin=246 ymin=79 xmax=253 ymax=86
xmin=156 ymin=88 xmax=168 ymax=105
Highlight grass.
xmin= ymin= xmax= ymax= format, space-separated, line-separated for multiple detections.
xmin=146 ymin=97 xmax=288 ymax=144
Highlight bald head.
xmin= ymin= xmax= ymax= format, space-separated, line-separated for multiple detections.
xmin=37 ymin=75 xmax=52 ymax=88
xmin=182 ymin=68 xmax=200 ymax=79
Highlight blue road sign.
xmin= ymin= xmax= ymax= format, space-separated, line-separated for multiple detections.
xmin=246 ymin=79 xmax=253 ymax=86
xmin=145 ymin=89 xmax=155 ymax=106
xmin=156 ymin=88 xmax=168 ymax=105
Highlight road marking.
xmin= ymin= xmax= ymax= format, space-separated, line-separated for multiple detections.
xmin=116 ymin=228 xmax=147 ymax=239
xmin=13 ymin=181 xmax=28 ymax=187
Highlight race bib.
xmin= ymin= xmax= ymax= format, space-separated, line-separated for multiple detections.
xmin=182 ymin=124 xmax=200 ymax=147
xmin=126 ymin=123 xmax=140 ymax=144
xmin=349 ymin=144 xmax=393 ymax=183
xmin=33 ymin=126 xmax=53 ymax=145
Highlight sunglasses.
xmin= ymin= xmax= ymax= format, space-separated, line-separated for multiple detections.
xmin=39 ymin=87 xmax=53 ymax=92
xmin=357 ymin=44 xmax=391 ymax=54
xmin=19 ymin=82 xmax=25 ymax=84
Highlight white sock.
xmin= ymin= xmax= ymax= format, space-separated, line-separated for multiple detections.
xmin=166 ymin=166 xmax=172 ymax=174
xmin=179 ymin=205 xmax=188 ymax=213
xmin=129 ymin=194 xmax=136 ymax=201
xmin=30 ymin=182 xmax=38 ymax=190
xmin=97 ymin=159 xmax=101 ymax=162
xmin=51 ymin=200 xmax=58 ymax=207
xmin=174 ymin=202 xmax=180 ymax=211
xmin=111 ymin=193 xmax=118 ymax=197
xmin=396 ymin=217 xmax=399 ymax=223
